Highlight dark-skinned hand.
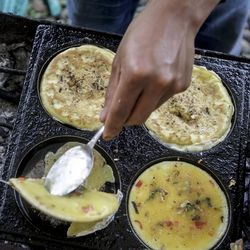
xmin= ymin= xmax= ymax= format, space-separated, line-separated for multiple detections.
xmin=100 ymin=0 xmax=220 ymax=140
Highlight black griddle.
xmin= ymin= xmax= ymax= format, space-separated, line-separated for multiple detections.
xmin=0 ymin=23 xmax=249 ymax=249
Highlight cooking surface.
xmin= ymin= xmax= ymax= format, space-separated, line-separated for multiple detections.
xmin=0 ymin=15 xmax=249 ymax=249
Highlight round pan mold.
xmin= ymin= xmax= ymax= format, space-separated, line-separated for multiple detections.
xmin=13 ymin=135 xmax=121 ymax=238
xmin=143 ymin=74 xmax=237 ymax=153
xmin=37 ymin=44 xmax=114 ymax=132
xmin=126 ymin=156 xmax=232 ymax=250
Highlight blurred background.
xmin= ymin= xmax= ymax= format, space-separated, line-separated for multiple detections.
xmin=1 ymin=0 xmax=250 ymax=57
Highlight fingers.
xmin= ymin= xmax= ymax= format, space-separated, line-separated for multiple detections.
xmin=102 ymin=75 xmax=144 ymax=140
xmin=155 ymin=91 xmax=174 ymax=110
xmin=155 ymin=47 xmax=193 ymax=110
xmin=102 ymin=68 xmax=192 ymax=140
xmin=155 ymin=75 xmax=191 ymax=110
xmin=102 ymin=70 xmax=189 ymax=140
xmin=100 ymin=56 xmax=120 ymax=123
xmin=125 ymin=84 xmax=163 ymax=125
xmin=101 ymin=36 xmax=194 ymax=140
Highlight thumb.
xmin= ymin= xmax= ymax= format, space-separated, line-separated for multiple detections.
xmin=100 ymin=107 xmax=108 ymax=123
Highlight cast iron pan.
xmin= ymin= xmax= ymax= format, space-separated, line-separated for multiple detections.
xmin=0 ymin=24 xmax=249 ymax=249
xmin=13 ymin=135 xmax=120 ymax=238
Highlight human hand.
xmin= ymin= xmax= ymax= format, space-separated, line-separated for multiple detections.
xmin=101 ymin=0 xmax=220 ymax=140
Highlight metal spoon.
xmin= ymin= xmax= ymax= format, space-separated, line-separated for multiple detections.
xmin=44 ymin=125 xmax=104 ymax=196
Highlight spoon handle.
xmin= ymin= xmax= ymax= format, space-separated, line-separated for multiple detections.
xmin=87 ymin=125 xmax=105 ymax=149
xmin=0 ymin=179 xmax=10 ymax=185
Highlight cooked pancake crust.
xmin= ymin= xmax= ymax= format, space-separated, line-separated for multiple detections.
xmin=40 ymin=45 xmax=114 ymax=130
xmin=146 ymin=66 xmax=234 ymax=151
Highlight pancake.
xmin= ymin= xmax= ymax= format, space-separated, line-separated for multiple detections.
xmin=67 ymin=190 xmax=123 ymax=237
xmin=10 ymin=178 xmax=119 ymax=223
xmin=40 ymin=45 xmax=114 ymax=130
xmin=10 ymin=142 xmax=121 ymax=237
xmin=44 ymin=142 xmax=119 ymax=236
xmin=146 ymin=66 xmax=234 ymax=152
xmin=128 ymin=161 xmax=229 ymax=250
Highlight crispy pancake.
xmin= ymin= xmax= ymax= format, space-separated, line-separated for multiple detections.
xmin=146 ymin=66 xmax=234 ymax=151
xmin=40 ymin=45 xmax=114 ymax=130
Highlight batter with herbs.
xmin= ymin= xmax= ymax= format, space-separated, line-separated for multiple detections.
xmin=128 ymin=161 xmax=228 ymax=250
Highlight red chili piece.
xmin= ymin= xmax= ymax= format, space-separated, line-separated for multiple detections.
xmin=194 ymin=221 xmax=206 ymax=229
xmin=135 ymin=180 xmax=143 ymax=188
xmin=164 ymin=221 xmax=174 ymax=227
xmin=18 ymin=176 xmax=25 ymax=182
xmin=81 ymin=205 xmax=94 ymax=213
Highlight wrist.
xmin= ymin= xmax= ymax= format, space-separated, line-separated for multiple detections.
xmin=185 ymin=0 xmax=221 ymax=33
xmin=147 ymin=0 xmax=220 ymax=34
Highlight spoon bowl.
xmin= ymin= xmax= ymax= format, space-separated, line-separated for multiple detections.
xmin=44 ymin=126 xmax=104 ymax=196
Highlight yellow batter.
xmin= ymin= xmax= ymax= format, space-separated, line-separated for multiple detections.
xmin=128 ymin=161 xmax=228 ymax=250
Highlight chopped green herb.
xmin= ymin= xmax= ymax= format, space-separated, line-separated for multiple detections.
xmin=173 ymin=169 xmax=180 ymax=176
xmin=178 ymin=200 xmax=201 ymax=213
xmin=220 ymin=216 xmax=224 ymax=223
xmin=192 ymin=215 xmax=201 ymax=221
xmin=185 ymin=202 xmax=196 ymax=212
xmin=157 ymin=222 xmax=164 ymax=228
xmin=204 ymin=197 xmax=212 ymax=207
xmin=131 ymin=201 xmax=139 ymax=214
xmin=148 ymin=188 xmax=168 ymax=201
xmin=195 ymin=200 xmax=201 ymax=205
